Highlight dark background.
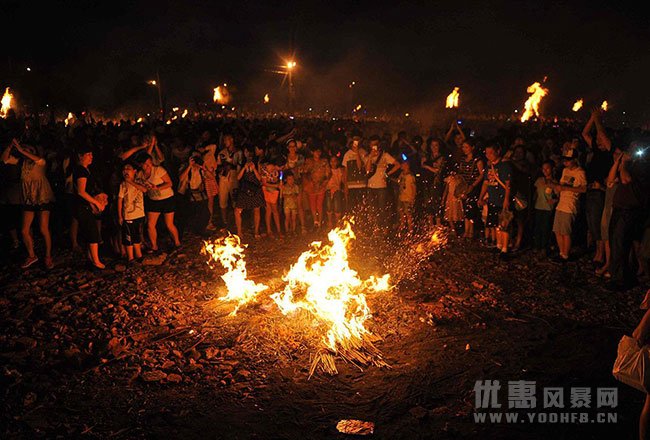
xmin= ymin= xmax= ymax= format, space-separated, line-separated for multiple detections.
xmin=2 ymin=0 xmax=648 ymax=120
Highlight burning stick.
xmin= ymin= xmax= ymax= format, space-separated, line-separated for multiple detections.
xmin=520 ymin=82 xmax=548 ymax=122
xmin=202 ymin=235 xmax=268 ymax=316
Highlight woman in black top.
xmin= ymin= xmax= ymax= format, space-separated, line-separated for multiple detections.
xmin=73 ymin=145 xmax=107 ymax=269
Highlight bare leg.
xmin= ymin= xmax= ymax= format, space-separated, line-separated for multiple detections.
xmin=234 ymin=208 xmax=243 ymax=237
xmin=641 ymin=394 xmax=650 ymax=440
xmin=38 ymin=210 xmax=52 ymax=258
xmin=253 ymin=208 xmax=261 ymax=236
xmin=21 ymin=211 xmax=36 ymax=258
xmin=272 ymin=204 xmax=282 ymax=235
xmin=89 ymin=243 xmax=104 ymax=268
xmin=207 ymin=196 xmax=215 ymax=225
xmin=126 ymin=245 xmax=134 ymax=261
xmin=134 ymin=243 xmax=143 ymax=259
xmin=163 ymin=212 xmax=181 ymax=246
xmin=265 ymin=203 xmax=273 ymax=235
xmin=70 ymin=217 xmax=80 ymax=250
xmin=147 ymin=212 xmax=161 ymax=250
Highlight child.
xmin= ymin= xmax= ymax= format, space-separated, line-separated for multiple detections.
xmin=281 ymin=172 xmax=300 ymax=235
xmin=532 ymin=160 xmax=558 ymax=254
xmin=117 ymin=162 xmax=147 ymax=263
xmin=443 ymin=171 xmax=465 ymax=236
xmin=397 ymin=160 xmax=416 ymax=235
xmin=325 ymin=156 xmax=344 ymax=229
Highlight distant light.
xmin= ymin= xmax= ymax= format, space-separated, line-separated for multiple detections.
xmin=172 ymin=107 xmax=179 ymax=112
xmin=514 ymin=109 xmax=518 ymax=113
xmin=623 ymin=111 xmax=626 ymax=115
xmin=147 ymin=80 xmax=157 ymax=86
xmin=26 ymin=67 xmax=31 ymax=72
xmin=405 ymin=113 xmax=410 ymax=117
xmin=309 ymin=108 xmax=312 ymax=111
xmin=401 ymin=153 xmax=408 ymax=161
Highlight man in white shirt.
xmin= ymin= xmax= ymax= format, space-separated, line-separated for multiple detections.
xmin=365 ymin=135 xmax=400 ymax=232
xmin=552 ymin=149 xmax=587 ymax=262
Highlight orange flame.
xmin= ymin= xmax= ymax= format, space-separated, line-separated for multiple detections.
xmin=271 ymin=220 xmax=390 ymax=352
xmin=213 ymin=84 xmax=230 ymax=105
xmin=1 ymin=87 xmax=14 ymax=118
xmin=263 ymin=93 xmax=270 ymax=104
xmin=601 ymin=100 xmax=608 ymax=111
xmin=445 ymin=87 xmax=460 ymax=108
xmin=64 ymin=112 xmax=75 ymax=127
xmin=202 ymin=235 xmax=268 ymax=316
xmin=572 ymin=99 xmax=583 ymax=112
xmin=520 ymin=82 xmax=548 ymax=122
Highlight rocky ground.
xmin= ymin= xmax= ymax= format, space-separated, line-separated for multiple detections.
xmin=1 ymin=227 xmax=648 ymax=439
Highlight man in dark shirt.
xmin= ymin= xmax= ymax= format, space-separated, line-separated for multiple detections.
xmin=606 ymin=149 xmax=650 ymax=291
xmin=582 ymin=108 xmax=613 ymax=264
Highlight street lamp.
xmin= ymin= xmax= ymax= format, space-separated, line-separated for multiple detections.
xmin=147 ymin=73 xmax=164 ymax=119
xmin=286 ymin=60 xmax=296 ymax=112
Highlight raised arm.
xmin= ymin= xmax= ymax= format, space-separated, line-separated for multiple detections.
xmin=119 ymin=144 xmax=146 ymax=161
xmin=582 ymin=111 xmax=595 ymax=148
xmin=593 ymin=110 xmax=612 ymax=150
xmin=13 ymin=140 xmax=44 ymax=163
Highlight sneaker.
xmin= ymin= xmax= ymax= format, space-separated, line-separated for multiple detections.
xmin=44 ymin=257 xmax=54 ymax=270
xmin=21 ymin=256 xmax=39 ymax=269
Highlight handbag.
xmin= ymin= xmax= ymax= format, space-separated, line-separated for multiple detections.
xmin=612 ymin=335 xmax=650 ymax=393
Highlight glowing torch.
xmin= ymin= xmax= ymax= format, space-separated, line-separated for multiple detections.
xmin=213 ymin=84 xmax=230 ymax=105
xmin=572 ymin=99 xmax=583 ymax=112
xmin=601 ymin=100 xmax=608 ymax=111
xmin=1 ymin=87 xmax=14 ymax=118
xmin=520 ymin=82 xmax=548 ymax=122
xmin=445 ymin=87 xmax=459 ymax=109
xmin=263 ymin=93 xmax=270 ymax=104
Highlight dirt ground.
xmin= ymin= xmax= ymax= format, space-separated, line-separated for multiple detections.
xmin=1 ymin=227 xmax=647 ymax=439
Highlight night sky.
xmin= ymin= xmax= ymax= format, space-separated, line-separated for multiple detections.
xmin=2 ymin=0 xmax=649 ymax=119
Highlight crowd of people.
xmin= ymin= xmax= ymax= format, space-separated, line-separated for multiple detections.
xmin=0 ymin=108 xmax=648 ymax=291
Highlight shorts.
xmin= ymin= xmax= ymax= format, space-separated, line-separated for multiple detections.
xmin=263 ymin=189 xmax=280 ymax=204
xmin=485 ymin=204 xmax=500 ymax=228
xmin=121 ymin=217 xmax=144 ymax=246
xmin=218 ymin=173 xmax=238 ymax=209
xmin=398 ymin=200 xmax=414 ymax=214
xmin=553 ymin=210 xmax=575 ymax=236
xmin=145 ymin=196 xmax=176 ymax=213
xmin=585 ymin=190 xmax=605 ymax=241
xmin=324 ymin=190 xmax=343 ymax=213
xmin=204 ymin=174 xmax=219 ymax=198
xmin=23 ymin=202 xmax=55 ymax=212
xmin=74 ymin=204 xmax=101 ymax=244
